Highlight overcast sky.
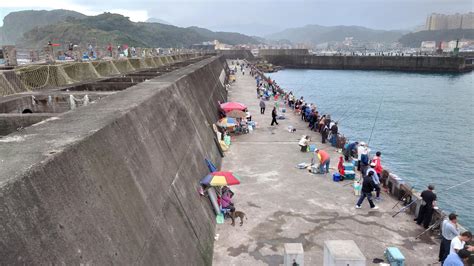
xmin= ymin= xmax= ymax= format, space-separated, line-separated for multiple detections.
xmin=0 ymin=0 xmax=472 ymax=35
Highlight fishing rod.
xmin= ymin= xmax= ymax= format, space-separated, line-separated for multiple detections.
xmin=337 ymin=106 xmax=361 ymax=123
xmin=392 ymin=178 xmax=474 ymax=217
xmin=335 ymin=107 xmax=353 ymax=123
xmin=367 ymin=92 xmax=385 ymax=146
xmin=436 ymin=178 xmax=474 ymax=194
xmin=415 ymin=218 xmax=444 ymax=239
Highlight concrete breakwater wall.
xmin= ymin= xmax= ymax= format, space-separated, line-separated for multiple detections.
xmin=0 ymin=56 xmax=227 ymax=264
xmin=217 ymin=50 xmax=255 ymax=60
xmin=263 ymin=54 xmax=469 ymax=73
xmin=0 ymin=54 xmax=197 ymax=97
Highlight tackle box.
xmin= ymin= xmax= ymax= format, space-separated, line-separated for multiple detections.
xmin=343 ymin=162 xmax=354 ymax=171
xmin=344 ymin=170 xmax=356 ymax=180
xmin=385 ymin=247 xmax=405 ymax=266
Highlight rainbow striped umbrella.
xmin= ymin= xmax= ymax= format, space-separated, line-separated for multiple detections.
xmin=216 ymin=117 xmax=237 ymax=127
xmin=200 ymin=171 xmax=241 ymax=186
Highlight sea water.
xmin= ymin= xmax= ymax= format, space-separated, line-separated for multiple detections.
xmin=270 ymin=69 xmax=474 ymax=230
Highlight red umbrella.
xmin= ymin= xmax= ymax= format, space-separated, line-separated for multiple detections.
xmin=220 ymin=102 xmax=247 ymax=112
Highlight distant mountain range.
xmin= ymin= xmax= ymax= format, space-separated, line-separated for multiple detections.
xmin=1 ymin=9 xmax=471 ymax=49
xmin=0 ymin=10 xmax=259 ymax=48
xmin=265 ymin=25 xmax=407 ymax=44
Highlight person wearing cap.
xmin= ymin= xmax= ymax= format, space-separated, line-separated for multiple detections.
xmin=330 ymin=122 xmax=338 ymax=147
xmin=439 ymin=213 xmax=460 ymax=263
xmin=312 ymin=149 xmax=330 ymax=174
xmin=415 ymin=185 xmax=437 ymax=229
xmin=357 ymin=142 xmax=370 ymax=172
xmin=355 ymin=171 xmax=379 ymax=210
xmin=367 ymin=162 xmax=381 ymax=200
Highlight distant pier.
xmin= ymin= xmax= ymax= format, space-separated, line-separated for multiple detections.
xmin=259 ymin=49 xmax=472 ymax=73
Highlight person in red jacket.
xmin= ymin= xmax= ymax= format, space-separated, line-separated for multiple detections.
xmin=371 ymin=151 xmax=383 ymax=175
xmin=338 ymin=156 xmax=345 ymax=176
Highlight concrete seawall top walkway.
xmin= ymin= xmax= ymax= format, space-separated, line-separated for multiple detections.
xmin=212 ymin=60 xmax=439 ymax=265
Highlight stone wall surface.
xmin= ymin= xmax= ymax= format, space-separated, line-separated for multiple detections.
xmin=259 ymin=49 xmax=309 ymax=57
xmin=218 ymin=50 xmax=254 ymax=59
xmin=263 ymin=54 xmax=469 ymax=72
xmin=0 ymin=55 xmax=195 ymax=97
xmin=0 ymin=56 xmax=227 ymax=265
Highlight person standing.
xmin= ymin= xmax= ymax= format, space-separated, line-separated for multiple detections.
xmin=301 ymin=103 xmax=307 ymax=121
xmin=416 ymin=185 xmax=437 ymax=229
xmin=355 ymin=171 xmax=379 ymax=209
xmin=271 ymin=107 xmax=279 ymax=126
xmin=367 ymin=162 xmax=381 ymax=200
xmin=357 ymin=142 xmax=370 ymax=173
xmin=330 ymin=122 xmax=338 ymax=146
xmin=321 ymin=124 xmax=329 ymax=144
xmin=439 ymin=213 xmax=460 ymax=264
xmin=260 ymin=99 xmax=266 ymax=114
xmin=371 ymin=151 xmax=383 ymax=176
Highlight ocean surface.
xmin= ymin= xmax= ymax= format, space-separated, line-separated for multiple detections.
xmin=270 ymin=69 xmax=474 ymax=230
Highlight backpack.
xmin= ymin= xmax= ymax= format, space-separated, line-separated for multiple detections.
xmin=361 ymin=154 xmax=369 ymax=165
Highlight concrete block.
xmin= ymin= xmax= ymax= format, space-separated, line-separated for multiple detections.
xmin=323 ymin=240 xmax=366 ymax=266
xmin=284 ymin=243 xmax=304 ymax=266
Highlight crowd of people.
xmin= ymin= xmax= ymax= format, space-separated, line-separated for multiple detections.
xmin=226 ymin=60 xmax=473 ymax=265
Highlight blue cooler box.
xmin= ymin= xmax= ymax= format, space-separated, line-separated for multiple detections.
xmin=332 ymin=173 xmax=341 ymax=182
xmin=343 ymin=163 xmax=354 ymax=171
xmin=309 ymin=144 xmax=317 ymax=152
xmin=385 ymin=247 xmax=405 ymax=266
xmin=344 ymin=170 xmax=355 ymax=180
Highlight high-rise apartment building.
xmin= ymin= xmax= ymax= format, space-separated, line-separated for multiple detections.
xmin=425 ymin=12 xmax=474 ymax=30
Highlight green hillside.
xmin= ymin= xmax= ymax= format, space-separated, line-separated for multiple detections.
xmin=15 ymin=12 xmax=258 ymax=48
xmin=266 ymin=24 xmax=404 ymax=44
xmin=0 ymin=9 xmax=86 ymax=45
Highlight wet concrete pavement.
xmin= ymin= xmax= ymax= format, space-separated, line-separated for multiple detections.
xmin=212 ymin=60 xmax=439 ymax=266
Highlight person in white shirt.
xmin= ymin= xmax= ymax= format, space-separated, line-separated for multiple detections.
xmin=357 ymin=142 xmax=370 ymax=172
xmin=450 ymin=231 xmax=473 ymax=255
xmin=298 ymin=135 xmax=310 ymax=152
